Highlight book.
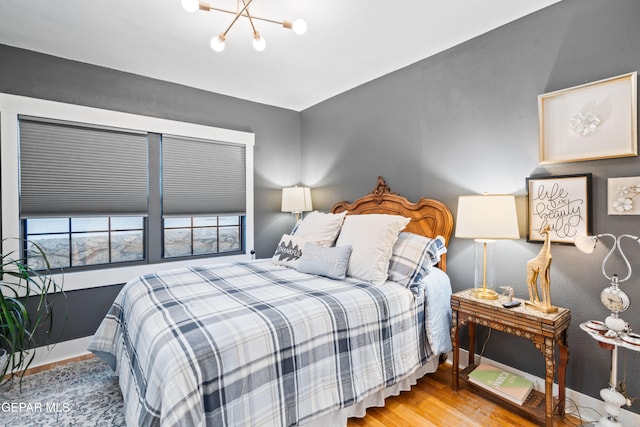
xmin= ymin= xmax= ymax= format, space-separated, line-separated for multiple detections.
xmin=467 ymin=363 xmax=534 ymax=405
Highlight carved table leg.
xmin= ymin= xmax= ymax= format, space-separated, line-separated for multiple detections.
xmin=544 ymin=336 xmax=555 ymax=427
xmin=556 ymin=330 xmax=569 ymax=417
xmin=452 ymin=310 xmax=459 ymax=390
xmin=468 ymin=322 xmax=476 ymax=367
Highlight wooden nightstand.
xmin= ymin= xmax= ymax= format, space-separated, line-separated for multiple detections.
xmin=451 ymin=289 xmax=571 ymax=427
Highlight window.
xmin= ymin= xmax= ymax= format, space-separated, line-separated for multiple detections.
xmin=1 ymin=93 xmax=254 ymax=290
xmin=161 ymin=135 xmax=246 ymax=259
xmin=24 ymin=217 xmax=145 ymax=269
xmin=16 ymin=115 xmax=248 ymax=271
xmin=18 ymin=116 xmax=149 ymax=270
xmin=163 ymin=216 xmax=242 ymax=258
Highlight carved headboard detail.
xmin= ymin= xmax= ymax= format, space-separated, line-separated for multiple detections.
xmin=371 ymin=176 xmax=397 ymax=203
xmin=331 ymin=176 xmax=454 ymax=271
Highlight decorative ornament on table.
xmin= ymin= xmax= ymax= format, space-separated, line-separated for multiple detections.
xmin=525 ymin=224 xmax=558 ymax=313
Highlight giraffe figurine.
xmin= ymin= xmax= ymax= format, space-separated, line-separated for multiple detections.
xmin=525 ymin=224 xmax=558 ymax=313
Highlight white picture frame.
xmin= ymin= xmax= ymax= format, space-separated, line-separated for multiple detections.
xmin=608 ymin=176 xmax=640 ymax=215
xmin=538 ymin=72 xmax=637 ymax=164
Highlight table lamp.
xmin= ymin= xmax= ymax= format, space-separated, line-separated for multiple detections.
xmin=281 ymin=186 xmax=313 ymax=223
xmin=574 ymin=233 xmax=640 ymax=427
xmin=455 ymin=194 xmax=520 ymax=299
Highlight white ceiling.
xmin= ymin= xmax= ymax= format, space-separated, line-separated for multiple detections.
xmin=0 ymin=0 xmax=562 ymax=111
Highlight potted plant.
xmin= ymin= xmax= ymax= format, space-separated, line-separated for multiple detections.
xmin=0 ymin=239 xmax=65 ymax=386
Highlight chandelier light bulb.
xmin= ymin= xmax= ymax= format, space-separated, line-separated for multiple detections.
xmin=292 ymin=19 xmax=307 ymax=35
xmin=181 ymin=0 xmax=199 ymax=13
xmin=253 ymin=34 xmax=266 ymax=51
xmin=210 ymin=35 xmax=226 ymax=52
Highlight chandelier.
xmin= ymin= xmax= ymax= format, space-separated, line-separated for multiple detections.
xmin=181 ymin=0 xmax=307 ymax=52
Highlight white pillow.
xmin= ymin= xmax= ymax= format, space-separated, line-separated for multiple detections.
xmin=293 ymin=210 xmax=347 ymax=247
xmin=336 ymin=214 xmax=410 ymax=285
xmin=271 ymin=234 xmax=312 ymax=269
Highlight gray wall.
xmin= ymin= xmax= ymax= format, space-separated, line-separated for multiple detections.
xmin=0 ymin=44 xmax=300 ymax=340
xmin=300 ymin=0 xmax=640 ymax=409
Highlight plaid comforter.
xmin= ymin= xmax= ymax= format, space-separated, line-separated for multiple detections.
xmin=89 ymin=260 xmax=442 ymax=427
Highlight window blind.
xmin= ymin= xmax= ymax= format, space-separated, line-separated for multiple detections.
xmin=162 ymin=135 xmax=246 ymax=216
xmin=19 ymin=116 xmax=149 ymax=218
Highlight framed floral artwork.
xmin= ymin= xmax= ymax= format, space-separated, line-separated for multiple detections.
xmin=608 ymin=176 xmax=640 ymax=215
xmin=526 ymin=174 xmax=592 ymax=244
xmin=538 ymin=72 xmax=637 ymax=164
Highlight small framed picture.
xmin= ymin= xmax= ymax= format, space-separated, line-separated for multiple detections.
xmin=608 ymin=176 xmax=640 ymax=215
xmin=526 ymin=174 xmax=592 ymax=244
xmin=538 ymin=72 xmax=637 ymax=164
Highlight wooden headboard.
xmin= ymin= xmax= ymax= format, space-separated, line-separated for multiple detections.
xmin=331 ymin=176 xmax=454 ymax=271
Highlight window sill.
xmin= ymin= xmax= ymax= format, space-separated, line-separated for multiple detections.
xmin=48 ymin=252 xmax=253 ymax=292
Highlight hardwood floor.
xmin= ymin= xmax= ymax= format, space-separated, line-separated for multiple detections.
xmin=16 ymin=356 xmax=585 ymax=426
xmin=347 ymin=363 xmax=583 ymax=427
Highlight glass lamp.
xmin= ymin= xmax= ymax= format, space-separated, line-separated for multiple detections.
xmin=574 ymin=233 xmax=640 ymax=427
xmin=281 ymin=186 xmax=313 ymax=223
xmin=455 ymin=194 xmax=520 ymax=299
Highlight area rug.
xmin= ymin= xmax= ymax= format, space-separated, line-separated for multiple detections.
xmin=0 ymin=357 xmax=124 ymax=426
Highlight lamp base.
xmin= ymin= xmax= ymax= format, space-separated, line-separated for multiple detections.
xmin=472 ymin=240 xmax=497 ymax=300
xmin=472 ymin=288 xmax=499 ymax=300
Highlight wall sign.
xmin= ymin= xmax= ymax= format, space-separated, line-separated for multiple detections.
xmin=527 ymin=174 xmax=592 ymax=244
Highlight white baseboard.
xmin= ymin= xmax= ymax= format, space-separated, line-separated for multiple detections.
xmin=447 ymin=349 xmax=640 ymax=425
xmin=27 ymin=336 xmax=93 ymax=369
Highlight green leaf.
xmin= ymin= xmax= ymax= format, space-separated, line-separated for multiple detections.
xmin=0 ymin=238 xmax=66 ymax=389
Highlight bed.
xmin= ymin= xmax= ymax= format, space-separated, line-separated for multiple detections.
xmin=89 ymin=177 xmax=454 ymax=427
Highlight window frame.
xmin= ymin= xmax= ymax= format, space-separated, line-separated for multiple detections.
xmin=1 ymin=93 xmax=254 ymax=292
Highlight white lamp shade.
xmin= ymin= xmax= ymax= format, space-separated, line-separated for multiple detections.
xmin=281 ymin=187 xmax=313 ymax=213
xmin=574 ymin=235 xmax=597 ymax=254
xmin=455 ymin=195 xmax=520 ymax=240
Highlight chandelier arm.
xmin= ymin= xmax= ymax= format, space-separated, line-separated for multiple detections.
xmin=218 ymin=0 xmax=254 ymax=37
xmin=199 ymin=5 xmax=284 ymax=26
xmin=253 ymin=16 xmax=286 ymax=26
xmin=598 ymin=233 xmax=618 ymax=281
xmin=615 ymin=234 xmax=639 ymax=283
xmin=240 ymin=0 xmax=259 ymax=36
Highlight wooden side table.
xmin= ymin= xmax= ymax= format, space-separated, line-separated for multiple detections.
xmin=451 ymin=289 xmax=571 ymax=427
